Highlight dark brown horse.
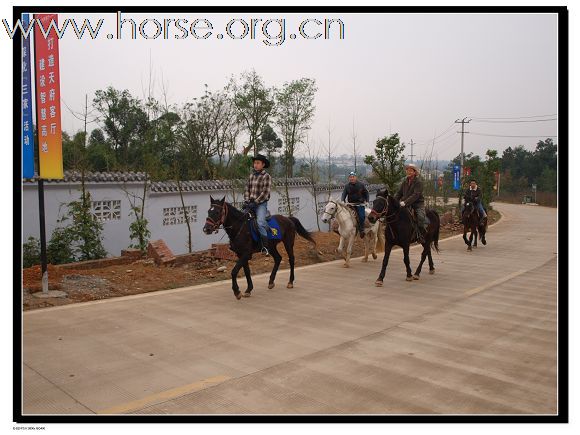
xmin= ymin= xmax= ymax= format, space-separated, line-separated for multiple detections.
xmin=203 ymin=196 xmax=317 ymax=300
xmin=368 ymin=189 xmax=440 ymax=285
xmin=462 ymin=201 xmax=487 ymax=251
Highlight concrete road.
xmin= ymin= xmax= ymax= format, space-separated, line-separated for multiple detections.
xmin=22 ymin=202 xmax=558 ymax=415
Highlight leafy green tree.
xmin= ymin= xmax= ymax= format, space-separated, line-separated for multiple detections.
xmin=364 ymin=133 xmax=406 ymax=192
xmin=48 ymin=185 xmax=107 ymax=264
xmin=230 ymin=70 xmax=276 ymax=156
xmin=93 ymin=87 xmax=149 ymax=170
xmin=275 ymin=78 xmax=317 ymax=178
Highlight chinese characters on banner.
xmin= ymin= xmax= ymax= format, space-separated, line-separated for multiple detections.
xmin=453 ymin=165 xmax=460 ymax=190
xmin=22 ymin=13 xmax=35 ymax=179
xmin=33 ymin=13 xmax=63 ymax=179
xmin=463 ymin=167 xmax=471 ymax=177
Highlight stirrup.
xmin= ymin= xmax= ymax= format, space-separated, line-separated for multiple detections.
xmin=261 ymin=246 xmax=270 ymax=255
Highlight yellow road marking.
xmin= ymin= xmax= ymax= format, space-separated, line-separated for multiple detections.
xmin=98 ymin=374 xmax=231 ymax=414
xmin=464 ymin=269 xmax=527 ymax=296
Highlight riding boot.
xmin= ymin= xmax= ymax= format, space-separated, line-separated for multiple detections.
xmin=480 ymin=211 xmax=487 ymax=225
xmin=417 ymin=225 xmax=427 ymax=244
xmin=260 ymin=235 xmax=270 ymax=256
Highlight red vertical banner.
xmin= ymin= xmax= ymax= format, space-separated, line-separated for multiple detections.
xmin=464 ymin=167 xmax=471 ymax=177
xmin=34 ymin=13 xmax=63 ymax=179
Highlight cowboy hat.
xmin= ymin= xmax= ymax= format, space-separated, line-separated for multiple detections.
xmin=251 ymin=154 xmax=270 ymax=168
xmin=405 ymin=163 xmax=420 ymax=174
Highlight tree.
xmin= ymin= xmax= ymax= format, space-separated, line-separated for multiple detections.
xmin=256 ymin=124 xmax=283 ymax=175
xmin=93 ymin=87 xmax=149 ymax=170
xmin=364 ymin=133 xmax=406 ymax=193
xmin=230 ymin=70 xmax=276 ymax=156
xmin=275 ymin=78 xmax=317 ymax=178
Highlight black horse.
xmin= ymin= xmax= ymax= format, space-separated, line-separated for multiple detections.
xmin=462 ymin=201 xmax=487 ymax=251
xmin=203 ymin=196 xmax=317 ymax=300
xmin=368 ymin=189 xmax=440 ymax=285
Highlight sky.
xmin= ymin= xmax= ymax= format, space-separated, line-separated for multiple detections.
xmin=49 ymin=10 xmax=559 ymax=161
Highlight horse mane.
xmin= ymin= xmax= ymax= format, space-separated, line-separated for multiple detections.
xmin=223 ymin=201 xmax=245 ymax=220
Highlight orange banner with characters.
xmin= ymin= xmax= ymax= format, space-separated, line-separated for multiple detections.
xmin=34 ymin=13 xmax=63 ymax=179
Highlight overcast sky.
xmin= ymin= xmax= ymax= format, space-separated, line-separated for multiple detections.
xmin=53 ymin=11 xmax=558 ymax=161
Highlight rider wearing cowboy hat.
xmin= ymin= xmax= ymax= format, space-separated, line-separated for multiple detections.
xmin=394 ymin=163 xmax=427 ymax=243
xmin=341 ymin=171 xmax=369 ymax=238
xmin=244 ymin=154 xmax=272 ymax=255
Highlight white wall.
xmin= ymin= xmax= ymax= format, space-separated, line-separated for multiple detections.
xmin=22 ymin=181 xmax=344 ymax=257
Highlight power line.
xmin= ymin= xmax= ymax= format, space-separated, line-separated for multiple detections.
xmin=470 ymin=113 xmax=557 ymax=120
xmin=471 ymin=118 xmax=557 ymax=124
xmin=469 ymin=132 xmax=557 ymax=138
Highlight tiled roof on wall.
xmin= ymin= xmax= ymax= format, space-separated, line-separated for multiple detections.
xmin=23 ymin=171 xmax=383 ymax=193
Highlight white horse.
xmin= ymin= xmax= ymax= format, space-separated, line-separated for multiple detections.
xmin=321 ymin=199 xmax=380 ymax=267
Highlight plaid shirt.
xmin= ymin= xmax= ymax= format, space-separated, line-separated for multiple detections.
xmin=245 ymin=170 xmax=272 ymax=204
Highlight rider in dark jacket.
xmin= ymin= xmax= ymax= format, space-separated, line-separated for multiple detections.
xmin=341 ymin=171 xmax=369 ymax=238
xmin=463 ymin=179 xmax=487 ymax=223
xmin=394 ymin=163 xmax=427 ymax=243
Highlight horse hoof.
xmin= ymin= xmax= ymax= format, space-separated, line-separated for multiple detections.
xmin=361 ymin=258 xmax=368 ymax=263
xmin=234 ymin=292 xmax=242 ymax=300
xmin=268 ymin=283 xmax=275 ymax=289
xmin=482 ymin=240 xmax=487 ymax=245
xmin=372 ymin=253 xmax=377 ymax=260
xmin=429 ymin=269 xmax=435 ymax=275
xmin=343 ymin=263 xmax=350 ymax=268
xmin=413 ymin=275 xmax=420 ymax=280
xmin=467 ymin=247 xmax=472 ymax=251
xmin=287 ymin=283 xmax=294 ymax=289
xmin=375 ymin=280 xmax=383 ymax=287
xmin=406 ymin=276 xmax=413 ymax=282
xmin=242 ymin=292 xmax=252 ymax=298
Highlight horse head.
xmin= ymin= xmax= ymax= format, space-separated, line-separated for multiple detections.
xmin=203 ymin=196 xmax=227 ymax=234
xmin=368 ymin=190 xmax=392 ymax=224
xmin=321 ymin=199 xmax=339 ymax=224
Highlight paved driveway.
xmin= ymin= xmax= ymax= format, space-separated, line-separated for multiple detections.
xmin=22 ymin=202 xmax=558 ymax=415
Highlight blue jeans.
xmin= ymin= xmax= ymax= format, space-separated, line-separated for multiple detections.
xmin=255 ymin=201 xmax=270 ymax=237
xmin=355 ymin=205 xmax=365 ymax=231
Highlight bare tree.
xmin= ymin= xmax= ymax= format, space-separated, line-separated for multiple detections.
xmin=303 ymin=138 xmax=322 ymax=231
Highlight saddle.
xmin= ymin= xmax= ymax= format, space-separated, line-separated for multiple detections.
xmin=247 ymin=214 xmax=283 ymax=242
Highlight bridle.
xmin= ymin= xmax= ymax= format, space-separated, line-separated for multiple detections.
xmin=370 ymin=196 xmax=398 ymax=224
xmin=321 ymin=200 xmax=340 ymax=221
xmin=205 ymin=202 xmax=229 ymax=233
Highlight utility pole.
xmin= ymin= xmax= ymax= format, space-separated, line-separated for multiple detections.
xmin=455 ymin=117 xmax=471 ymax=210
xmin=408 ymin=139 xmax=416 ymax=163
xmin=352 ymin=117 xmax=357 ymax=173
xmin=454 ymin=117 xmax=471 ymax=181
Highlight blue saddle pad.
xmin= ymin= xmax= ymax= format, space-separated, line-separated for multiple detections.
xmin=249 ymin=216 xmax=283 ymax=242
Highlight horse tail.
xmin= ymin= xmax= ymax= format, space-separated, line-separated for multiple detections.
xmin=289 ymin=217 xmax=317 ymax=246
xmin=428 ymin=210 xmax=440 ymax=253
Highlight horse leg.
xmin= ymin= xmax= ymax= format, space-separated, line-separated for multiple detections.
xmin=414 ymin=245 xmax=428 ymax=279
xmin=463 ymin=225 xmax=470 ymax=246
xmin=242 ymin=260 xmax=253 ymax=297
xmin=344 ymin=234 xmax=355 ymax=267
xmin=473 ymin=224 xmax=478 ymax=248
xmin=427 ymin=248 xmax=435 ymax=274
xmin=231 ymin=256 xmax=248 ymax=300
xmin=403 ymin=245 xmax=413 ymax=281
xmin=267 ymin=244 xmax=283 ymax=289
xmin=337 ymin=235 xmax=344 ymax=255
xmin=376 ymin=243 xmax=393 ymax=286
xmin=283 ymin=236 xmax=296 ymax=289
xmin=481 ymin=226 xmax=487 ymax=245
xmin=362 ymin=233 xmax=369 ymax=262
xmin=371 ymin=230 xmax=378 ymax=259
